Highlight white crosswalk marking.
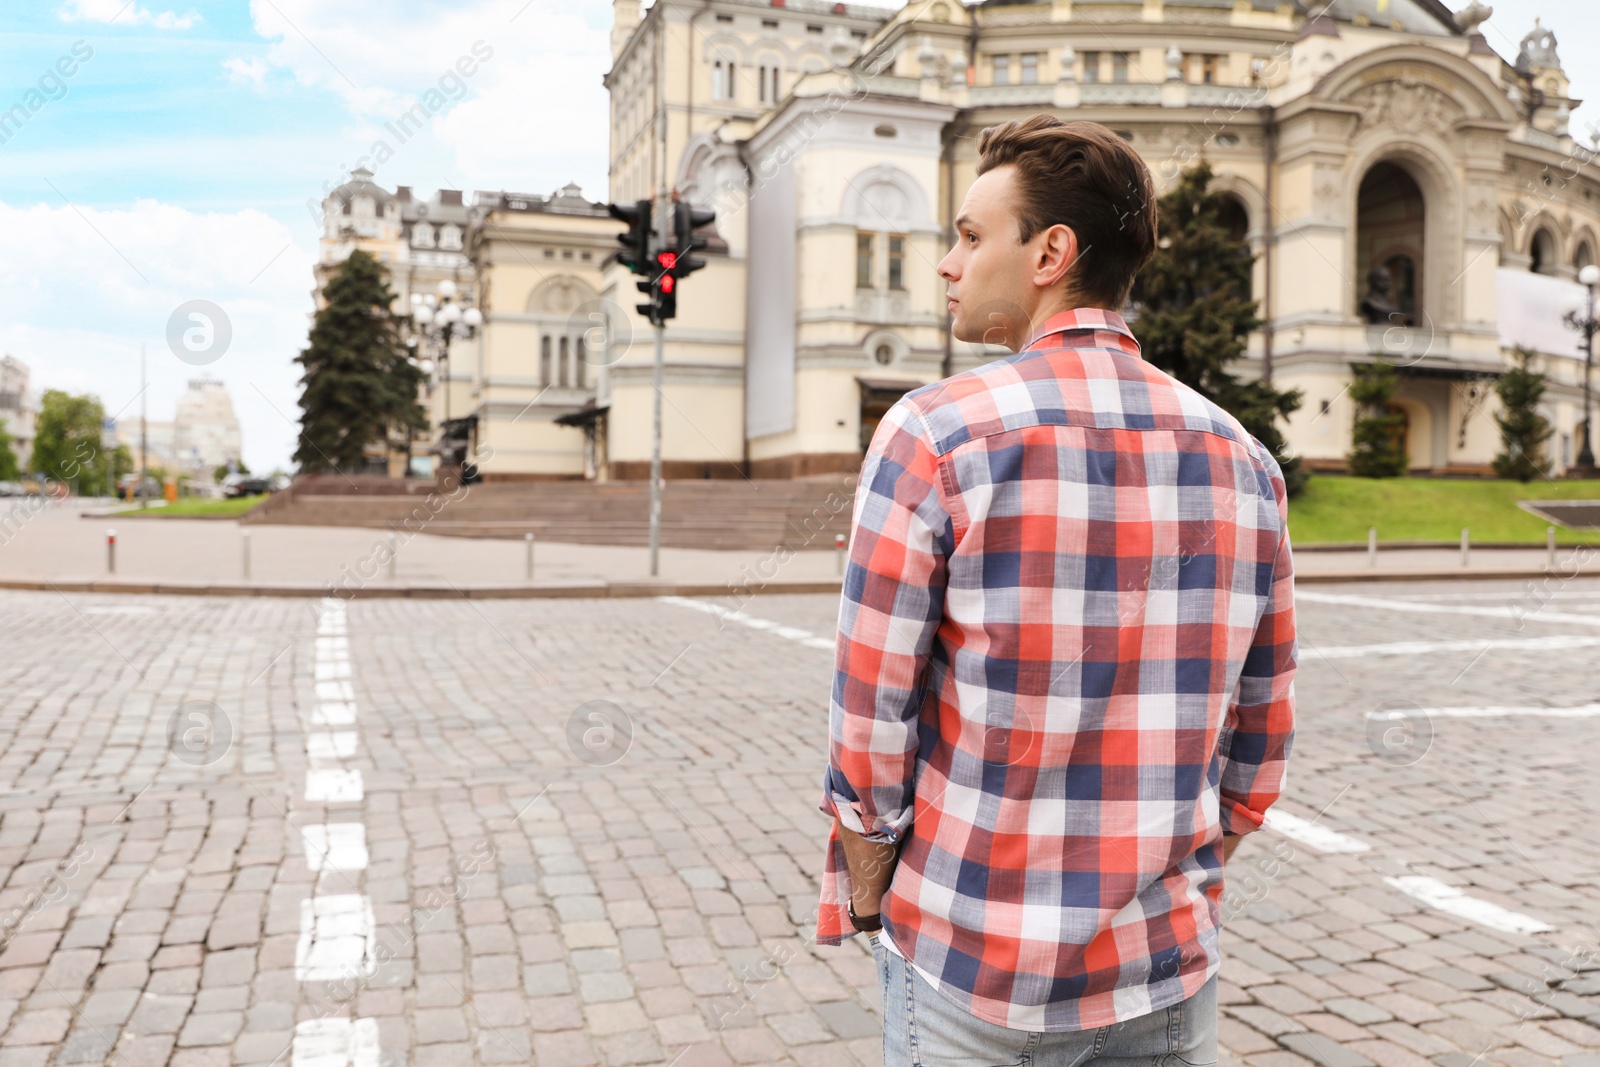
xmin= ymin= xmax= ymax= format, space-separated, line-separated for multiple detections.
xmin=301 ymin=824 xmax=369 ymax=873
xmin=1262 ymin=809 xmax=1372 ymax=853
xmin=305 ymin=769 xmax=363 ymax=803
xmin=659 ymin=595 xmax=835 ymax=650
xmin=307 ymin=731 xmax=359 ymax=760
xmin=291 ymin=1017 xmax=380 ymax=1067
xmin=294 ymin=894 xmax=376 ymax=980
xmin=1383 ymin=875 xmax=1555 ymax=935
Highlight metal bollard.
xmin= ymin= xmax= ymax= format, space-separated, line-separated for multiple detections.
xmin=387 ymin=534 xmax=397 ymax=579
xmin=525 ymin=531 xmax=535 ymax=582
xmin=835 ymin=532 xmax=846 ymax=575
xmin=1460 ymin=527 xmax=1470 ymax=568
xmin=1548 ymin=526 xmax=1557 ymax=569
xmin=241 ymin=529 xmax=251 ymax=580
xmin=1367 ymin=527 xmax=1377 ymax=568
xmin=106 ymin=529 xmax=116 ymax=575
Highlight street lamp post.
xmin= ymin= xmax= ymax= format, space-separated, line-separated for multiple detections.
xmin=410 ymin=279 xmax=483 ymax=477
xmin=1564 ymin=263 xmax=1600 ymax=475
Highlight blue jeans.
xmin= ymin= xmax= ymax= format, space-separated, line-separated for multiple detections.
xmin=871 ymin=935 xmax=1219 ymax=1067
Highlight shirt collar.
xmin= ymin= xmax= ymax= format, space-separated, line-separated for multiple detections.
xmin=1022 ymin=308 xmax=1138 ymax=352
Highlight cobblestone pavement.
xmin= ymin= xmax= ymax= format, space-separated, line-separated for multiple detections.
xmin=0 ymin=579 xmax=1596 ymax=1067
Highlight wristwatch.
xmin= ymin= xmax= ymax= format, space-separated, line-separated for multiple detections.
xmin=848 ymin=900 xmax=882 ymax=933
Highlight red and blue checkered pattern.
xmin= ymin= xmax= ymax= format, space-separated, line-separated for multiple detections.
xmin=817 ymin=308 xmax=1297 ymax=1032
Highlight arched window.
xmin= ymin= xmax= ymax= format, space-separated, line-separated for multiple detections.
xmin=1355 ymin=162 xmax=1425 ymax=326
xmin=758 ymin=62 xmax=781 ymax=104
xmin=438 ymin=224 xmax=462 ymax=251
xmin=1530 ymin=228 xmax=1557 ymax=275
xmin=412 ymin=222 xmax=434 ymax=248
xmin=712 ymin=57 xmax=736 ymax=101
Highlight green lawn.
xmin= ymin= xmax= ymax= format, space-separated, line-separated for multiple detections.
xmin=1289 ymin=476 xmax=1600 ymax=545
xmin=110 ymin=494 xmax=269 ymax=519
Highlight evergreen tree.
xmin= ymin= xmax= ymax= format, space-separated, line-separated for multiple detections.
xmin=1132 ymin=161 xmax=1307 ymax=496
xmin=1492 ymin=347 xmax=1552 ymax=482
xmin=1346 ymin=360 xmax=1408 ymax=478
xmin=295 ymin=250 xmax=426 ymax=473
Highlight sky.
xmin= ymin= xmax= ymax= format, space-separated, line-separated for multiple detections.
xmin=0 ymin=0 xmax=1592 ymax=472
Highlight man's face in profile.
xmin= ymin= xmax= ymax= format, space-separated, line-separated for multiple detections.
xmin=937 ymin=165 xmax=1039 ymax=353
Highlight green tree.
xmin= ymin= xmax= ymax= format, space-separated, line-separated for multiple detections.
xmin=0 ymin=420 xmax=19 ymax=481
xmin=1492 ymin=346 xmax=1552 ymax=482
xmin=294 ymin=250 xmax=426 ymax=473
xmin=1346 ymin=360 xmax=1408 ymax=478
xmin=1131 ymin=161 xmax=1307 ymax=496
xmin=32 ymin=390 xmax=112 ymax=493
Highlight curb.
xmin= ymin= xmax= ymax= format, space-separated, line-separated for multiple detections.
xmin=0 ymin=569 xmax=1595 ymax=599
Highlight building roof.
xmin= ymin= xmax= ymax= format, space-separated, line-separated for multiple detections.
xmin=327 ymin=167 xmax=395 ymax=215
xmin=473 ymin=183 xmax=611 ymax=218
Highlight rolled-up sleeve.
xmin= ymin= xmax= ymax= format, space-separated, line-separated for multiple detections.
xmin=1218 ymin=464 xmax=1297 ymax=837
xmin=816 ymin=398 xmax=951 ymax=944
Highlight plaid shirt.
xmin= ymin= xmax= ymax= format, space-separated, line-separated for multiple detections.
xmin=816 ymin=307 xmax=1296 ymax=1032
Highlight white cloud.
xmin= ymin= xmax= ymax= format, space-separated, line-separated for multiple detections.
xmin=245 ymin=0 xmax=612 ymax=197
xmin=0 ymin=198 xmax=315 ymax=473
xmin=58 ymin=0 xmax=201 ymax=30
xmin=223 ymin=56 xmax=269 ymax=88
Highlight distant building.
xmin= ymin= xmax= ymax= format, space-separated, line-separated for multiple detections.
xmin=0 ymin=355 xmax=35 ymax=472
xmin=120 ymin=379 xmax=242 ymax=480
xmin=316 ymin=169 xmax=480 ymax=476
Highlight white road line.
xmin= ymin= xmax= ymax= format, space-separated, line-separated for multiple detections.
xmin=1406 ymin=590 xmax=1600 ymax=603
xmin=302 ymin=824 xmax=369 ymax=873
xmin=305 ymin=770 xmax=364 ymax=803
xmin=316 ymin=636 xmax=350 ymax=657
xmin=659 ymin=596 xmax=835 ymax=650
xmin=314 ymin=660 xmax=353 ymax=681
xmin=1369 ymin=703 xmax=1600 ymax=720
xmin=1314 ymin=634 xmax=1600 ymax=659
xmin=1262 ymin=809 xmax=1372 ymax=853
xmin=315 ymin=681 xmax=354 ymax=703
xmin=291 ymin=1017 xmax=380 ymax=1067
xmin=295 ymin=894 xmax=376 ymax=980
xmin=1296 ymin=590 xmax=1600 ymax=628
xmin=307 ymin=732 xmax=359 ymax=760
xmin=1383 ymin=875 xmax=1555 ymax=935
xmin=313 ymin=702 xmax=357 ymax=726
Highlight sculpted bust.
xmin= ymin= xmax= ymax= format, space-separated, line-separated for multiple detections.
xmin=1360 ymin=266 xmax=1402 ymax=325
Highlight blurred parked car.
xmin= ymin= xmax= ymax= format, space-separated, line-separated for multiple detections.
xmin=222 ymin=476 xmax=274 ymax=499
xmin=0 ymin=481 xmax=22 ymax=497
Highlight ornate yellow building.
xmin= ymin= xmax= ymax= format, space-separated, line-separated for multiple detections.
xmin=407 ymin=0 xmax=1600 ymax=480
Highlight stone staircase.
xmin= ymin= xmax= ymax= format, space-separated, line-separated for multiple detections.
xmin=243 ymin=476 xmax=859 ymax=551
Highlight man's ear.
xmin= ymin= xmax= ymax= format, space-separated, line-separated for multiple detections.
xmin=1032 ymin=223 xmax=1079 ymax=290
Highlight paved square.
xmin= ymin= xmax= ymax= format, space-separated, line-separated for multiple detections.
xmin=0 ymin=579 xmax=1595 ymax=1066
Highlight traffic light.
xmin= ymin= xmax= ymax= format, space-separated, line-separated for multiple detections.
xmin=671 ymin=201 xmax=714 ymax=281
xmin=608 ymin=199 xmax=652 ymax=276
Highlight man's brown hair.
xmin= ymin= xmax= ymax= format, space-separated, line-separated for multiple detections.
xmin=975 ymin=115 xmax=1158 ymax=310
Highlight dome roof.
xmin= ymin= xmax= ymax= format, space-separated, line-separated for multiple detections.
xmin=327 ymin=167 xmax=394 ymax=214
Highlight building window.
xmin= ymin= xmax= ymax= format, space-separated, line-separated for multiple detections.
xmin=581 ymin=251 xmax=592 ymax=261
xmin=438 ymin=224 xmax=461 ymax=250
xmin=874 ymin=343 xmax=894 ymax=366
xmin=540 ymin=336 xmax=552 ymax=384
xmin=562 ymin=249 xmax=573 ymax=260
xmin=715 ymin=12 xmax=732 ymax=21
xmin=887 ymin=234 xmax=905 ymax=290
xmin=544 ymin=248 xmax=554 ymax=259
xmin=575 ymin=338 xmax=586 ymax=387
xmin=759 ymin=63 xmax=781 ymax=104
xmin=1111 ymin=51 xmax=1129 ymax=83
xmin=558 ymin=336 xmax=570 ymax=387
xmin=1081 ymin=51 xmax=1101 ymax=84
xmin=1190 ymin=53 xmax=1219 ymax=84
xmin=856 ymin=231 xmax=875 ymax=289
xmin=992 ymin=54 xmax=1010 ymax=85
xmin=1020 ymin=53 xmax=1038 ymax=84
xmin=713 ymin=58 xmax=736 ymax=101
xmin=806 ymin=23 xmax=822 ymax=33
xmin=762 ymin=18 xmax=778 ymax=27
xmin=412 ymin=222 xmax=434 ymax=248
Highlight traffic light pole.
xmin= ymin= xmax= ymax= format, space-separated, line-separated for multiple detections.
xmin=648 ymin=185 xmax=671 ymax=578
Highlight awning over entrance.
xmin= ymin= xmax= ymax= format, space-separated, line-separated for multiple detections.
xmin=554 ymin=403 xmax=610 ymax=428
